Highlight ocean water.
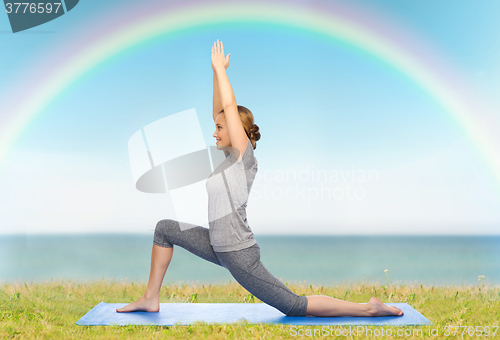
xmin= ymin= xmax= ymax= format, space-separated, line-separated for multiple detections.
xmin=0 ymin=234 xmax=498 ymax=286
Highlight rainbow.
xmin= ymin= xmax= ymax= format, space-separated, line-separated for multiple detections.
xmin=2 ymin=0 xmax=500 ymax=190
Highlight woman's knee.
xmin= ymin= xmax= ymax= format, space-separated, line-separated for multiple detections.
xmin=285 ymin=296 xmax=308 ymax=317
xmin=154 ymin=219 xmax=177 ymax=247
xmin=155 ymin=219 xmax=177 ymax=233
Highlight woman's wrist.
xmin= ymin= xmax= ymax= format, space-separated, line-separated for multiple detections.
xmin=214 ymin=65 xmax=226 ymax=75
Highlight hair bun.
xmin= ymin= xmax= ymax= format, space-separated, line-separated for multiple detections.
xmin=249 ymin=124 xmax=261 ymax=142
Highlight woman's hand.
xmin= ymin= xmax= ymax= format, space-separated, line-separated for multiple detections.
xmin=211 ymin=39 xmax=230 ymax=73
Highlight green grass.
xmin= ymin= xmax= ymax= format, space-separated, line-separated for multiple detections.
xmin=1 ymin=279 xmax=499 ymax=339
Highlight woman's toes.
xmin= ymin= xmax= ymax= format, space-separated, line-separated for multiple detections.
xmin=115 ymin=298 xmax=159 ymax=313
xmin=390 ymin=306 xmax=404 ymax=315
xmin=367 ymin=297 xmax=405 ymax=316
xmin=116 ymin=304 xmax=133 ymax=313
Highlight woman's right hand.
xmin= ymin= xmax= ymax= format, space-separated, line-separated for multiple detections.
xmin=212 ymin=39 xmax=230 ymax=72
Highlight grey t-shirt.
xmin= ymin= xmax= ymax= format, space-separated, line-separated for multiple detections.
xmin=206 ymin=138 xmax=258 ymax=252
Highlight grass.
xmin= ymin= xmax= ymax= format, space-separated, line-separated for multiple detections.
xmin=0 ymin=279 xmax=499 ymax=339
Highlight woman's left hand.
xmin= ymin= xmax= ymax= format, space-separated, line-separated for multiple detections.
xmin=211 ymin=39 xmax=230 ymax=73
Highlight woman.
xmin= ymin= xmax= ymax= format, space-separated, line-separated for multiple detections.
xmin=117 ymin=40 xmax=403 ymax=317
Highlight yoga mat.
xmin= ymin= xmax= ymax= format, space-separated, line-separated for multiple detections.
xmin=76 ymin=302 xmax=432 ymax=326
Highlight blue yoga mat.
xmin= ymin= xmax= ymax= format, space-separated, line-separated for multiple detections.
xmin=76 ymin=302 xmax=432 ymax=326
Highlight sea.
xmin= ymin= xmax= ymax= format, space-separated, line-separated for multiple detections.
xmin=1 ymin=234 xmax=499 ymax=287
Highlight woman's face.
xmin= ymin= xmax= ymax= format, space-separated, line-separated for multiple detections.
xmin=213 ymin=113 xmax=231 ymax=149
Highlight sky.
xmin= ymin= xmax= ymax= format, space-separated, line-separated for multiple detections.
xmin=0 ymin=0 xmax=499 ymax=235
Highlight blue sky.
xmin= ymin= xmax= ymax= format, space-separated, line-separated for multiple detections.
xmin=1 ymin=0 xmax=499 ymax=234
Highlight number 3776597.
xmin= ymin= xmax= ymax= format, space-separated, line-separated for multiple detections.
xmin=5 ymin=3 xmax=62 ymax=14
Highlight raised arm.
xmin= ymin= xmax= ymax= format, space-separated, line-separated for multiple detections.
xmin=213 ymin=72 xmax=222 ymax=122
xmin=211 ymin=40 xmax=248 ymax=160
xmin=212 ymin=40 xmax=230 ymax=122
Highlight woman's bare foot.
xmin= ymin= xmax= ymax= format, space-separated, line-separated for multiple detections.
xmin=366 ymin=297 xmax=404 ymax=316
xmin=116 ymin=296 xmax=160 ymax=313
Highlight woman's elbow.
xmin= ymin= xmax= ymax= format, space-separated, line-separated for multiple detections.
xmin=222 ymin=100 xmax=237 ymax=109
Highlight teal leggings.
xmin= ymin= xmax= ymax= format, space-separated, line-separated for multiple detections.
xmin=153 ymin=219 xmax=308 ymax=317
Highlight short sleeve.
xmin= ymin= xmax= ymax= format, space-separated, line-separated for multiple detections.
xmin=237 ymin=139 xmax=256 ymax=169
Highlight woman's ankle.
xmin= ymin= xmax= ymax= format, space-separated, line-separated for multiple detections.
xmin=142 ymin=292 xmax=160 ymax=301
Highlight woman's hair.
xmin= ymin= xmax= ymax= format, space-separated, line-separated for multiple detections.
xmin=237 ymin=105 xmax=261 ymax=150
